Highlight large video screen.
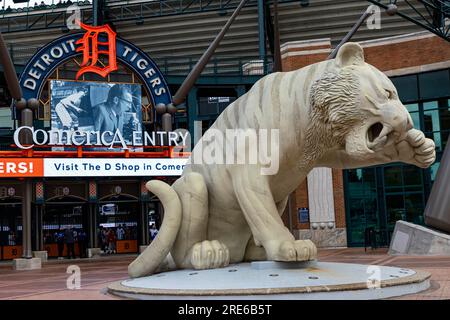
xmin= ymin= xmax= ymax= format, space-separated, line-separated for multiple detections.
xmin=50 ymin=80 xmax=142 ymax=148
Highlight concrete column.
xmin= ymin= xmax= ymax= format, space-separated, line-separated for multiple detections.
xmin=299 ymin=167 xmax=347 ymax=248
xmin=307 ymin=167 xmax=336 ymax=230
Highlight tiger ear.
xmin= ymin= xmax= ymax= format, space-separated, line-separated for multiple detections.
xmin=335 ymin=42 xmax=365 ymax=67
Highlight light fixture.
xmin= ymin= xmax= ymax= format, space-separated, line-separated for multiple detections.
xmin=386 ymin=3 xmax=398 ymax=16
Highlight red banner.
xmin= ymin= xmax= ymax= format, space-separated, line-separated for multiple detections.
xmin=0 ymin=158 xmax=43 ymax=177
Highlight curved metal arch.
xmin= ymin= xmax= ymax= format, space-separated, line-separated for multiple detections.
xmin=99 ymin=192 xmax=139 ymax=201
xmin=0 ymin=196 xmax=23 ymax=202
xmin=46 ymin=194 xmax=87 ymax=202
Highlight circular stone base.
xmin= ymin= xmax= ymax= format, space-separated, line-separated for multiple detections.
xmin=108 ymin=261 xmax=431 ymax=300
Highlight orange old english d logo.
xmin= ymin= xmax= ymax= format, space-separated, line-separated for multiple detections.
xmin=75 ymin=23 xmax=118 ymax=79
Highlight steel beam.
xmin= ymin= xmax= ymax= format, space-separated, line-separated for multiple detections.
xmin=367 ymin=0 xmax=450 ymax=42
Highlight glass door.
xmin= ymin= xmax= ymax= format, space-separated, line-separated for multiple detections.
xmin=43 ymin=203 xmax=88 ymax=258
xmin=344 ymin=168 xmax=383 ymax=246
xmin=97 ymin=201 xmax=139 ymax=254
xmin=0 ymin=203 xmax=23 ymax=259
xmin=383 ymin=164 xmax=426 ymax=240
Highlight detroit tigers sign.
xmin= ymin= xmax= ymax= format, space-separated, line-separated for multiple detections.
xmin=19 ymin=24 xmax=172 ymax=107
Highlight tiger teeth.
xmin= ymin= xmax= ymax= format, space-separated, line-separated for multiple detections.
xmin=377 ymin=135 xmax=388 ymax=145
xmin=373 ymin=136 xmax=387 ymax=149
xmin=368 ymin=135 xmax=387 ymax=149
xmin=378 ymin=125 xmax=392 ymax=139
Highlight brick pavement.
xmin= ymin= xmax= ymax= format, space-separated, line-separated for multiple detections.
xmin=0 ymin=248 xmax=448 ymax=300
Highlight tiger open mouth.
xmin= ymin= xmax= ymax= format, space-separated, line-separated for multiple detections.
xmin=366 ymin=122 xmax=393 ymax=150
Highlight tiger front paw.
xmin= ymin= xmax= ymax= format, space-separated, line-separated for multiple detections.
xmin=264 ymin=239 xmax=317 ymax=262
xmin=397 ymin=129 xmax=436 ymax=168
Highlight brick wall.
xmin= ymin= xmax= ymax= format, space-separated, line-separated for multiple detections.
xmin=295 ymin=181 xmax=309 ymax=230
xmin=332 ymin=169 xmax=346 ymax=228
xmin=281 ymin=39 xmax=331 ymax=71
xmin=361 ymin=33 xmax=450 ymax=72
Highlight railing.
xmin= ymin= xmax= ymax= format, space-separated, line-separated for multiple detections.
xmin=7 ymin=42 xmax=273 ymax=76
xmin=0 ymin=0 xmax=301 ymax=33
xmin=0 ymin=143 xmax=191 ymax=158
xmin=154 ymin=55 xmax=273 ymax=76
xmin=0 ymin=0 xmax=91 ymax=14
xmin=0 ymin=142 xmax=15 ymax=151
xmin=7 ymin=44 xmax=39 ymax=67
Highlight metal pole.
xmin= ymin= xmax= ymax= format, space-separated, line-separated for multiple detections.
xmin=93 ymin=203 xmax=98 ymax=248
xmin=93 ymin=0 xmax=99 ymax=26
xmin=22 ymin=179 xmax=33 ymax=258
xmin=20 ymin=108 xmax=33 ymax=259
xmin=141 ymin=202 xmax=148 ymax=245
xmin=257 ymin=0 xmax=266 ymax=60
xmin=272 ymin=0 xmax=282 ymax=72
xmin=0 ymin=32 xmax=22 ymax=100
xmin=327 ymin=6 xmax=374 ymax=59
xmin=37 ymin=205 xmax=43 ymax=251
xmin=89 ymin=203 xmax=93 ymax=248
xmin=172 ymin=0 xmax=248 ymax=105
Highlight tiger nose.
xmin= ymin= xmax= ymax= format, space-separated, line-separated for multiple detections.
xmin=391 ymin=116 xmax=409 ymax=131
xmin=388 ymin=107 xmax=413 ymax=139
xmin=405 ymin=113 xmax=414 ymax=131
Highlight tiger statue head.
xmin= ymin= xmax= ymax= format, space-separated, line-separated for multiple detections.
xmin=310 ymin=42 xmax=435 ymax=170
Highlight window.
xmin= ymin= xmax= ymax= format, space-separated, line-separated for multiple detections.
xmin=383 ymin=166 xmax=402 ymax=190
xmin=421 ymin=100 xmax=450 ymax=153
xmin=0 ymin=108 xmax=13 ymax=129
xmin=391 ymin=75 xmax=418 ymax=102
xmin=419 ymin=70 xmax=450 ymax=100
xmin=430 ymin=162 xmax=440 ymax=183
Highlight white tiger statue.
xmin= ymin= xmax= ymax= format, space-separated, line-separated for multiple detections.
xmin=128 ymin=42 xmax=436 ymax=278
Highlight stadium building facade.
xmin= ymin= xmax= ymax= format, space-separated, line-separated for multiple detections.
xmin=0 ymin=0 xmax=449 ymax=259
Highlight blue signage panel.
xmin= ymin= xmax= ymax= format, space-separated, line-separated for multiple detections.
xmin=298 ymin=207 xmax=309 ymax=223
